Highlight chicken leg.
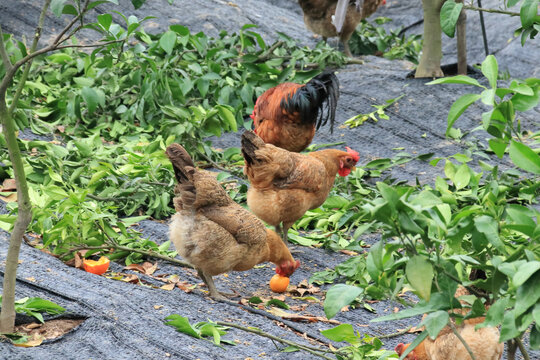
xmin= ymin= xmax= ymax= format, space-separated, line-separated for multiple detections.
xmin=197 ymin=269 xmax=235 ymax=302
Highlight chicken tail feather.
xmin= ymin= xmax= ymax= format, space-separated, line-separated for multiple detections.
xmin=166 ymin=144 xmax=195 ymax=184
xmin=241 ymin=130 xmax=265 ymax=165
xmin=280 ymin=71 xmax=339 ymax=133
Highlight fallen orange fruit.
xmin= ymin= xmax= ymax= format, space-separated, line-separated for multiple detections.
xmin=269 ymin=274 xmax=289 ymax=293
xmin=83 ymin=256 xmax=110 ymax=275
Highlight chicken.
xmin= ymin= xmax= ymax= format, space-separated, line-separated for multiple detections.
xmin=241 ymin=130 xmax=359 ymax=245
xmin=395 ymin=287 xmax=503 ymax=360
xmin=251 ymin=71 xmax=339 ymax=153
xmin=298 ymin=0 xmax=386 ymax=57
xmin=166 ymin=144 xmax=300 ymax=301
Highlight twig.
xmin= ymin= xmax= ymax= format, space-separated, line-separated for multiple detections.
xmin=216 ymin=298 xmax=331 ymax=345
xmin=256 ymin=41 xmax=284 ymax=62
xmin=0 ymin=26 xmax=13 ymax=73
xmin=8 ymin=0 xmax=52 ymax=115
xmin=377 ymin=326 xmax=412 ymax=339
xmin=53 ymin=0 xmax=90 ymax=45
xmin=54 ymin=40 xmax=124 ymax=50
xmin=86 ymin=193 xmax=131 ymax=202
xmin=65 ymin=244 xmax=194 ymax=269
xmin=448 ymin=320 xmax=477 ymax=360
xmin=516 ymin=336 xmax=531 ymax=360
xmin=462 ymin=5 xmax=519 ymax=16
xmin=215 ymin=321 xmax=335 ymax=360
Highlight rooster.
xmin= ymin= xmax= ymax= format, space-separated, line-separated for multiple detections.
xmin=395 ymin=287 xmax=503 ymax=360
xmin=167 ymin=144 xmax=300 ymax=301
xmin=241 ymin=130 xmax=359 ymax=245
xmin=251 ymin=71 xmax=339 ymax=152
xmin=298 ymin=0 xmax=386 ymax=57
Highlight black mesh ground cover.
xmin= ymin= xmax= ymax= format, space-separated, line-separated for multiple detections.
xmin=1 ymin=0 xmax=539 ymax=359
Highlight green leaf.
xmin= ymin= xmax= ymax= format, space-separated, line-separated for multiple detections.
xmin=514 ymin=271 xmax=540 ymax=317
xmin=513 ymin=262 xmax=540 ymax=287
xmin=474 ymin=215 xmax=504 ymax=251
xmin=440 ymin=0 xmax=463 ymax=37
xmin=266 ymin=299 xmax=289 ymax=309
xmin=81 ymin=87 xmax=99 ymax=115
xmin=324 ymin=284 xmax=362 ymax=319
xmin=453 ymin=164 xmax=470 ymax=190
xmin=446 ymin=94 xmax=481 ymax=135
xmin=320 ymin=324 xmax=358 ymax=344
xmin=520 ymin=0 xmax=539 ymax=28
xmin=421 ymin=310 xmax=449 ymax=339
xmin=51 ymin=0 xmax=68 ymax=17
xmin=165 ymin=315 xmax=201 ymax=338
xmin=500 ymin=310 xmax=521 ymax=342
xmin=488 ymin=138 xmax=508 ymax=158
xmin=159 ymin=31 xmax=176 ymax=55
xmin=216 ymin=105 xmax=237 ymax=132
xmin=426 ymin=75 xmax=483 ymax=87
xmin=512 ymin=90 xmax=540 ymax=112
xmin=97 ymin=13 xmax=113 ymax=31
xmin=481 ymin=55 xmax=498 ymax=89
xmin=406 ymin=256 xmax=434 ymax=301
xmin=509 ymin=140 xmax=540 ymax=174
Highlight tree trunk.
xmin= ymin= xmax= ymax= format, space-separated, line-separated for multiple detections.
xmin=456 ymin=0 xmax=467 ymax=75
xmin=0 ymin=94 xmax=33 ymax=334
xmin=415 ymin=0 xmax=446 ymax=78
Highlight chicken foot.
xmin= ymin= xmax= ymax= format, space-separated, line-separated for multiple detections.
xmin=197 ymin=269 xmax=236 ymax=301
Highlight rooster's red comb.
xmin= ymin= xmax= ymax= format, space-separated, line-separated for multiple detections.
xmin=345 ymin=147 xmax=360 ymax=162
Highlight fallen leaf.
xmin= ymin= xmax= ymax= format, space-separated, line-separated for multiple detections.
xmin=339 ymin=250 xmax=359 ymax=256
xmin=125 ymin=264 xmax=146 ymax=273
xmin=176 ymin=282 xmax=195 ymax=293
xmin=24 ymin=323 xmax=42 ymax=330
xmin=154 ymin=305 xmax=164 ymax=310
xmin=74 ymin=252 xmax=83 ymax=269
xmin=13 ymin=334 xmax=43 ymax=347
xmin=56 ymin=125 xmax=65 ymax=133
xmin=0 ymin=192 xmax=17 ymax=202
xmin=25 ymin=277 xmax=36 ymax=282
xmin=161 ymin=283 xmax=175 ymax=291
xmin=340 ymin=305 xmax=350 ymax=312
xmin=142 ymin=262 xmax=158 ymax=275
xmin=267 ymin=307 xmax=340 ymax=324
xmin=1 ymin=178 xmax=16 ymax=191
xmin=121 ymin=274 xmax=139 ymax=284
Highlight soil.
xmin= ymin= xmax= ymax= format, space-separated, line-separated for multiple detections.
xmin=0 ymin=0 xmax=539 ymax=359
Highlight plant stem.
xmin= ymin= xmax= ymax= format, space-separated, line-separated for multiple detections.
xmin=66 ymin=244 xmax=194 ymax=269
xmin=215 ymin=321 xmax=335 ymax=360
xmin=516 ymin=336 xmax=530 ymax=360
xmin=8 ymin=0 xmax=52 ymax=116
xmin=463 ymin=5 xmax=520 ymax=16
xmin=0 ymin=26 xmax=13 ymax=73
xmin=448 ymin=320 xmax=477 ymax=360
xmin=378 ymin=326 xmax=412 ymax=339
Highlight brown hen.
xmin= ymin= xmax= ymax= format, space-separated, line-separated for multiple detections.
xmin=241 ymin=130 xmax=359 ymax=245
xmin=167 ymin=144 xmax=300 ymax=301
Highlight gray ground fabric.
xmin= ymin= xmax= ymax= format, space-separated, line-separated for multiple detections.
xmin=1 ymin=0 xmax=539 ymax=359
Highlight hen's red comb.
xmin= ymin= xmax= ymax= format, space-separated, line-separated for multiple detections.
xmin=345 ymin=147 xmax=360 ymax=162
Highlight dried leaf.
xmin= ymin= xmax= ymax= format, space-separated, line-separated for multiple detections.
xmin=74 ymin=252 xmax=83 ymax=269
xmin=154 ymin=305 xmax=164 ymax=310
xmin=142 ymin=262 xmax=158 ymax=275
xmin=267 ymin=307 xmax=340 ymax=324
xmin=13 ymin=334 xmax=43 ymax=347
xmin=340 ymin=250 xmax=359 ymax=256
xmin=0 ymin=192 xmax=17 ymax=202
xmin=25 ymin=277 xmax=36 ymax=282
xmin=176 ymin=282 xmax=195 ymax=293
xmin=1 ymin=178 xmax=16 ymax=191
xmin=125 ymin=264 xmax=146 ymax=273
xmin=161 ymin=283 xmax=175 ymax=291
xmin=56 ymin=125 xmax=65 ymax=133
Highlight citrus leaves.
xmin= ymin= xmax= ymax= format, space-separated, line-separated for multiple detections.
xmin=323 ymin=284 xmax=362 ymax=319
xmin=405 ymin=256 xmax=434 ymax=301
xmin=440 ymin=0 xmax=463 ymax=38
xmin=428 ymin=55 xmax=540 ymax=174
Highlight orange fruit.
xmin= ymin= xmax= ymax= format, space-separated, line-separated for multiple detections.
xmin=269 ymin=274 xmax=290 ymax=293
xmin=83 ymin=256 xmax=110 ymax=275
